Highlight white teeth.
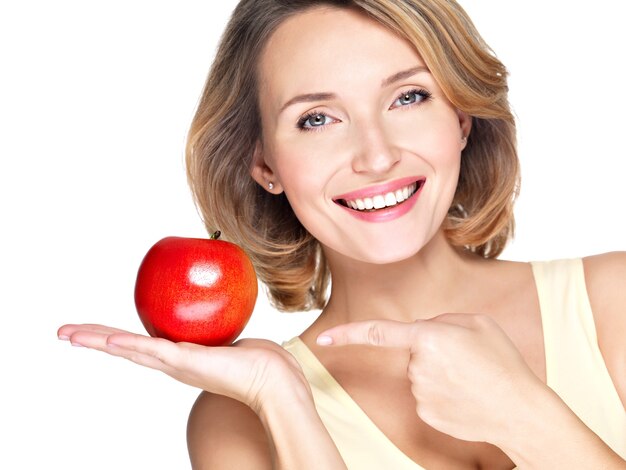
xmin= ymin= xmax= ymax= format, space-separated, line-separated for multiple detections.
xmin=384 ymin=192 xmax=397 ymax=206
xmin=373 ymin=195 xmax=386 ymax=209
xmin=342 ymin=181 xmax=421 ymax=212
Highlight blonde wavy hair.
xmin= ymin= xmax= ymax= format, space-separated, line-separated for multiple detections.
xmin=185 ymin=0 xmax=519 ymax=312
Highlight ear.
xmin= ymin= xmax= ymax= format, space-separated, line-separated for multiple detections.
xmin=457 ymin=110 xmax=472 ymax=150
xmin=250 ymin=140 xmax=283 ymax=194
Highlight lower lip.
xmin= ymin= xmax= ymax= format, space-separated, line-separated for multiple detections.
xmin=335 ymin=180 xmax=425 ymax=223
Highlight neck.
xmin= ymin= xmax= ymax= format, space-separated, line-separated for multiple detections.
xmin=321 ymin=230 xmax=484 ymax=324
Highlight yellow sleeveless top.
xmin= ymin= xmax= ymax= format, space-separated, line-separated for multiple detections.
xmin=281 ymin=259 xmax=626 ymax=468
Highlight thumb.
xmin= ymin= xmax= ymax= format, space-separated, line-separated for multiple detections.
xmin=317 ymin=319 xmax=420 ymax=349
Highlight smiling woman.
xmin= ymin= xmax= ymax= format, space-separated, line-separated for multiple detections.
xmin=56 ymin=0 xmax=626 ymax=469
xmin=188 ymin=0 xmax=518 ymax=310
xmin=251 ymin=6 xmax=474 ymax=268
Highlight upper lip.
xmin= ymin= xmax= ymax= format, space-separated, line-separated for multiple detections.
xmin=333 ymin=176 xmax=425 ymax=202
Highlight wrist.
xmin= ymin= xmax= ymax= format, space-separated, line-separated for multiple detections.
xmin=256 ymin=380 xmax=347 ymax=470
xmin=494 ymin=380 xmax=562 ymax=456
xmin=495 ymin=382 xmax=625 ymax=468
xmin=257 ymin=375 xmax=315 ymax=424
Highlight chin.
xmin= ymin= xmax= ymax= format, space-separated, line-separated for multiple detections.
xmin=360 ymin=247 xmax=422 ymax=265
xmin=337 ymin=237 xmax=428 ymax=265
xmin=319 ymin=220 xmax=443 ymax=266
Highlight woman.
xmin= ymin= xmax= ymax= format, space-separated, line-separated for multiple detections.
xmin=58 ymin=0 xmax=626 ymax=468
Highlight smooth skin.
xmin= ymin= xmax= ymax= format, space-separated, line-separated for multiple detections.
xmin=59 ymin=6 xmax=626 ymax=469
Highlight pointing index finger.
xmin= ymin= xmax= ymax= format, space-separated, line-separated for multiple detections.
xmin=317 ymin=319 xmax=421 ymax=349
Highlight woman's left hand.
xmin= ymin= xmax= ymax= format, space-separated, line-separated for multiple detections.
xmin=317 ymin=313 xmax=545 ymax=444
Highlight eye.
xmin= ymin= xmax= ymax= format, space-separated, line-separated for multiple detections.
xmin=391 ymin=88 xmax=432 ymax=109
xmin=297 ymin=111 xmax=335 ymax=131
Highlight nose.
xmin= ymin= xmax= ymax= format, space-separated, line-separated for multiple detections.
xmin=350 ymin=120 xmax=400 ymax=175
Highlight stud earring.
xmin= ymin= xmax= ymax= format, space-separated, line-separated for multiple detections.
xmin=268 ymin=182 xmax=274 ymax=190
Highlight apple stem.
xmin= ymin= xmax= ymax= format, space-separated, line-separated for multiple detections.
xmin=210 ymin=230 xmax=221 ymax=240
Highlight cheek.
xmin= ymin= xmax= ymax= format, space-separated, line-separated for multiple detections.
xmin=393 ymin=108 xmax=462 ymax=156
xmin=271 ymin=145 xmax=333 ymax=214
xmin=394 ymin=118 xmax=462 ymax=198
xmin=274 ymin=143 xmax=318 ymax=183
xmin=269 ymin=145 xmax=349 ymax=248
xmin=271 ymin=126 xmax=348 ymax=185
xmin=424 ymin=138 xmax=462 ymax=210
xmin=392 ymin=113 xmax=463 ymax=220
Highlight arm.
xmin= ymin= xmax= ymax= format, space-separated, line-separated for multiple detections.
xmin=583 ymin=252 xmax=626 ymax=410
xmin=258 ymin=384 xmax=348 ymax=470
xmin=316 ymin=312 xmax=626 ymax=468
xmin=493 ymin=380 xmax=626 ymax=469
xmin=56 ymin=324 xmax=346 ymax=470
xmin=187 ymin=383 xmax=347 ymax=470
xmin=495 ymin=252 xmax=626 ymax=468
xmin=187 ymin=392 xmax=272 ymax=469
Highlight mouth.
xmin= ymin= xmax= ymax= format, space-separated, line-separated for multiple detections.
xmin=334 ymin=178 xmax=425 ymax=212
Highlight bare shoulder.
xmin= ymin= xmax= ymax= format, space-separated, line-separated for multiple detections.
xmin=582 ymin=251 xmax=626 ymax=323
xmin=187 ymin=390 xmax=272 ymax=470
xmin=582 ymin=252 xmax=626 ymax=408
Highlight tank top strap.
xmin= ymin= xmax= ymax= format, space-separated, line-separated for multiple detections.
xmin=281 ymin=336 xmax=427 ymax=469
xmin=530 ymin=258 xmax=626 ymax=457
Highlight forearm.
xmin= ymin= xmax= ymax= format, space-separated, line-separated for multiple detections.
xmin=258 ymin=384 xmax=347 ymax=470
xmin=497 ymin=382 xmax=626 ymax=469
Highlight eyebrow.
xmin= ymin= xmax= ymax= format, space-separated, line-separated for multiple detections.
xmin=381 ymin=66 xmax=429 ymax=87
xmin=279 ymin=65 xmax=430 ymax=113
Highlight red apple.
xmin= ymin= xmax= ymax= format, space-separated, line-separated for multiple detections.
xmin=134 ymin=232 xmax=258 ymax=346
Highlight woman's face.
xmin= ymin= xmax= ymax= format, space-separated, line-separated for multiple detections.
xmin=252 ymin=6 xmax=471 ymax=264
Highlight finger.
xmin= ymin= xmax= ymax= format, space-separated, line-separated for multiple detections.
xmin=66 ymin=330 xmax=113 ymax=350
xmin=67 ymin=330 xmax=180 ymax=374
xmin=58 ymin=323 xmax=129 ymax=340
xmin=105 ymin=342 xmax=176 ymax=373
xmin=317 ymin=319 xmax=422 ymax=349
xmin=105 ymin=337 xmax=249 ymax=392
xmin=106 ymin=333 xmax=182 ymax=367
xmin=65 ymin=330 xmax=141 ymax=352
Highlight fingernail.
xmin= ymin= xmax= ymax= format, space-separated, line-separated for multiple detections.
xmin=71 ymin=342 xmax=84 ymax=347
xmin=317 ymin=335 xmax=333 ymax=346
xmin=58 ymin=335 xmax=70 ymax=341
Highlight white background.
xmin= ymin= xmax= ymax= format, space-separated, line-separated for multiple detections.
xmin=1 ymin=1 xmax=624 ymax=468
